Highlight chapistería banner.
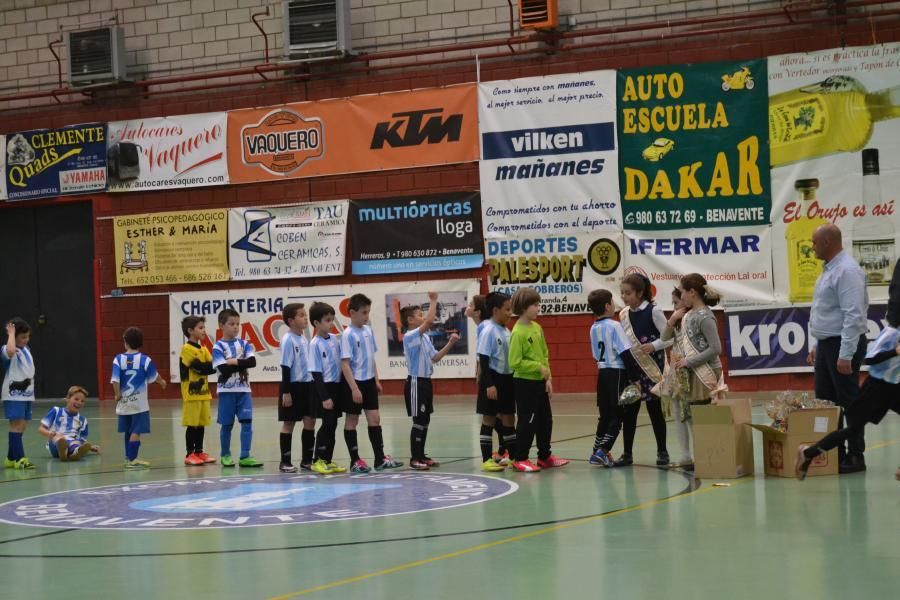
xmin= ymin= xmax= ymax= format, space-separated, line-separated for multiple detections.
xmin=769 ymin=43 xmax=900 ymax=304
xmin=486 ymin=233 xmax=624 ymax=315
xmin=618 ymin=60 xmax=771 ymax=230
xmin=106 ymin=113 xmax=229 ymax=192
xmin=226 ymin=84 xmax=478 ymax=184
xmin=169 ymin=279 xmax=480 ymax=382
xmin=478 ymin=71 xmax=621 ymax=238
xmin=349 ymin=192 xmax=484 ymax=275
xmin=229 ymin=200 xmax=348 ymax=281
xmin=113 ymin=209 xmax=230 ymax=287
xmin=4 ymin=123 xmax=106 ymax=201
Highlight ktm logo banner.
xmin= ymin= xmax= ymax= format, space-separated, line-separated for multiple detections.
xmin=227 ymin=84 xmax=478 ymax=183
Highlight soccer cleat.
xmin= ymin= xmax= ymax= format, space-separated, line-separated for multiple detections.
xmin=13 ymin=457 xmax=35 ymax=470
xmin=300 ymin=462 xmax=313 ymax=472
xmin=327 ymin=462 xmax=347 ymax=473
xmin=422 ymin=456 xmax=440 ymax=468
xmin=72 ymin=443 xmax=93 ymax=461
xmin=279 ymin=462 xmax=298 ymax=473
xmin=492 ymin=451 xmax=511 ymax=466
xmin=350 ymin=459 xmax=371 ymax=474
xmin=375 ymin=456 xmax=404 ymax=470
xmin=481 ymin=459 xmax=505 ymax=472
xmin=132 ymin=459 xmax=151 ymax=467
xmin=57 ymin=439 xmax=70 ymax=462
xmin=124 ymin=460 xmax=148 ymax=470
xmin=656 ymin=451 xmax=671 ymax=467
xmin=184 ymin=453 xmax=204 ymax=466
xmin=220 ymin=455 xmax=235 ymax=467
xmin=409 ymin=459 xmax=430 ymax=470
xmin=537 ymin=455 xmax=570 ymax=469
xmin=613 ymin=453 xmax=633 ymax=468
xmin=239 ymin=457 xmax=264 ymax=468
xmin=198 ymin=452 xmax=216 ymax=464
xmin=3 ymin=458 xmax=15 ymax=468
xmin=512 ymin=460 xmax=541 ymax=472
xmin=589 ymin=449 xmax=614 ymax=467
xmin=311 ymin=459 xmax=333 ymax=474
xmin=795 ymin=444 xmax=814 ymax=481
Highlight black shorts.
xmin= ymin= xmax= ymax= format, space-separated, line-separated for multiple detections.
xmin=597 ymin=368 xmax=628 ymax=408
xmin=477 ymin=371 xmax=515 ymax=415
xmin=847 ymin=377 xmax=900 ymax=425
xmin=313 ymin=381 xmax=345 ymax=419
xmin=278 ymin=382 xmax=312 ymax=422
xmin=405 ymin=376 xmax=434 ymax=417
xmin=341 ymin=378 xmax=380 ymax=415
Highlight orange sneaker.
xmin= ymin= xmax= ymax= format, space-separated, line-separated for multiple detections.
xmin=537 ymin=455 xmax=570 ymax=469
xmin=197 ymin=452 xmax=216 ymax=464
xmin=512 ymin=459 xmax=541 ymax=472
xmin=184 ymin=453 xmax=204 ymax=466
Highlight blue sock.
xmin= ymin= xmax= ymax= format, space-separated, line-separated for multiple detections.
xmin=8 ymin=432 xmax=23 ymax=461
xmin=15 ymin=433 xmax=25 ymax=459
xmin=220 ymin=424 xmax=233 ymax=457
xmin=123 ymin=433 xmax=130 ymax=459
xmin=126 ymin=441 xmax=140 ymax=461
xmin=239 ymin=422 xmax=252 ymax=459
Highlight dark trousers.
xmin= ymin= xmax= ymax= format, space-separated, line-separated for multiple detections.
xmin=814 ymin=377 xmax=899 ymax=454
xmin=814 ymin=336 xmax=867 ymax=460
xmin=514 ymin=378 xmax=552 ymax=462
xmin=596 ymin=369 xmax=625 ymax=452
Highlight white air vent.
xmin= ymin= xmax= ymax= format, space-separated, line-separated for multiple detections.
xmin=65 ymin=27 xmax=128 ymax=86
xmin=283 ymin=0 xmax=351 ymax=59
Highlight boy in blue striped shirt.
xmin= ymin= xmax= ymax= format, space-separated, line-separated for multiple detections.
xmin=340 ymin=294 xmax=402 ymax=473
xmin=278 ymin=303 xmax=315 ymax=473
xmin=38 ymin=385 xmax=100 ymax=461
xmin=4 ymin=318 xmax=35 ymax=470
xmin=468 ymin=294 xmax=507 ymax=462
xmin=309 ymin=302 xmax=347 ymax=475
xmin=476 ymin=292 xmax=516 ymax=472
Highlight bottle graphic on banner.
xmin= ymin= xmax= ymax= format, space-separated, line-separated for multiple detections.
xmin=786 ymin=178 xmax=828 ymax=303
xmin=769 ymin=76 xmax=900 ymax=167
xmin=852 ymin=148 xmax=895 ymax=286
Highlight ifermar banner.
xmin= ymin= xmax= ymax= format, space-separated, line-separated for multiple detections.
xmin=769 ymin=43 xmax=900 ymax=304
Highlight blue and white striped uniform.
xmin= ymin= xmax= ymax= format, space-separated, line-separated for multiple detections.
xmin=41 ymin=406 xmax=89 ymax=443
xmin=403 ymin=328 xmax=437 ymax=378
xmin=341 ymin=324 xmax=378 ymax=381
xmin=280 ymin=332 xmax=312 ymax=383
xmin=212 ymin=338 xmax=254 ymax=393
xmin=310 ymin=334 xmax=342 ymax=383
xmin=477 ymin=321 xmax=512 ymax=375
xmin=867 ymin=326 xmax=900 ymax=384
xmin=110 ymin=352 xmax=159 ymax=415
xmin=2 ymin=345 xmax=35 ymax=402
xmin=590 ymin=318 xmax=633 ymax=370
xmin=476 ymin=320 xmax=488 ymax=340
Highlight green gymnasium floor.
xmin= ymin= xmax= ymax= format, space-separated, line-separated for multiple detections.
xmin=0 ymin=395 xmax=897 ymax=600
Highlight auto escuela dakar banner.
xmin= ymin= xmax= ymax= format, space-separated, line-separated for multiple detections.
xmin=226 ymin=84 xmax=478 ymax=184
xmin=349 ymin=193 xmax=483 ymax=275
xmin=617 ymin=60 xmax=770 ymax=231
xmin=478 ymin=71 xmax=621 ymax=238
xmin=168 ymin=279 xmax=480 ymax=382
xmin=4 ymin=123 xmax=107 ymax=201
xmin=726 ymin=304 xmax=888 ymax=375
xmin=229 ymin=200 xmax=348 ymax=281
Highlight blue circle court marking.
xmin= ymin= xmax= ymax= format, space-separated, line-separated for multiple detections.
xmin=0 ymin=473 xmax=518 ymax=531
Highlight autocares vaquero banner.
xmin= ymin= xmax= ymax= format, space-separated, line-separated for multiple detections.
xmin=768 ymin=43 xmax=900 ymax=304
xmin=487 ymin=233 xmax=624 ymax=315
xmin=228 ymin=200 xmax=348 ymax=281
xmin=106 ymin=113 xmax=228 ymax=192
xmin=478 ymin=71 xmax=621 ymax=238
xmin=226 ymin=84 xmax=478 ymax=184
xmin=618 ymin=60 xmax=770 ymax=230
xmin=349 ymin=192 xmax=483 ymax=275
xmin=726 ymin=303 xmax=888 ymax=375
xmin=113 ymin=209 xmax=230 ymax=287
xmin=168 ymin=279 xmax=480 ymax=382
xmin=4 ymin=123 xmax=106 ymax=201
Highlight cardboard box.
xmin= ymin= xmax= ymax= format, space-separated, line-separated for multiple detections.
xmin=692 ymin=398 xmax=755 ymax=479
xmin=750 ymin=407 xmax=841 ymax=478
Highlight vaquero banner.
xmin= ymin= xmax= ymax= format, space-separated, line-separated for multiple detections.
xmin=106 ymin=113 xmax=228 ymax=192
xmin=768 ymin=43 xmax=900 ymax=304
xmin=168 ymin=279 xmax=480 ymax=382
xmin=618 ymin=60 xmax=771 ymax=230
xmin=113 ymin=209 xmax=230 ymax=287
xmin=229 ymin=200 xmax=348 ymax=281
xmin=487 ymin=234 xmax=624 ymax=315
xmin=4 ymin=123 xmax=106 ymax=201
xmin=478 ymin=71 xmax=621 ymax=238
xmin=623 ymin=227 xmax=775 ymax=310
xmin=226 ymin=84 xmax=478 ymax=183
xmin=726 ymin=303 xmax=888 ymax=375
xmin=349 ymin=192 xmax=483 ymax=275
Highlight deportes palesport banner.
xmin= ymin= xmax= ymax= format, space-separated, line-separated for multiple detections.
xmin=168 ymin=279 xmax=480 ymax=382
xmin=623 ymin=227 xmax=775 ymax=310
xmin=4 ymin=123 xmax=106 ymax=201
xmin=228 ymin=200 xmax=348 ymax=281
xmin=487 ymin=233 xmax=624 ymax=315
xmin=618 ymin=60 xmax=771 ymax=230
xmin=349 ymin=193 xmax=483 ymax=275
xmin=226 ymin=84 xmax=478 ymax=184
xmin=478 ymin=71 xmax=620 ymax=238
xmin=106 ymin=113 xmax=228 ymax=192
xmin=769 ymin=43 xmax=900 ymax=303
xmin=726 ymin=303 xmax=888 ymax=375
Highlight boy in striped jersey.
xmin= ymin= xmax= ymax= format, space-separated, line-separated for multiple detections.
xmin=278 ymin=303 xmax=315 ymax=473
xmin=4 ymin=318 xmax=36 ymax=469
xmin=467 ymin=295 xmax=507 ymax=463
xmin=401 ymin=291 xmax=460 ymax=470
xmin=340 ymin=294 xmax=402 ymax=473
xmin=38 ymin=385 xmax=100 ymax=461
xmin=309 ymin=302 xmax=347 ymax=475
xmin=476 ymin=292 xmax=516 ymax=472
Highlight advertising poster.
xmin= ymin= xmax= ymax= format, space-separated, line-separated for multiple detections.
xmin=0 ymin=135 xmax=7 ymax=200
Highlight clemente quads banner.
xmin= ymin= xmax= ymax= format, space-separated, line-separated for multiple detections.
xmin=726 ymin=304 xmax=888 ymax=375
xmin=618 ymin=60 xmax=771 ymax=230
xmin=349 ymin=193 xmax=484 ymax=275
xmin=4 ymin=123 xmax=106 ymax=201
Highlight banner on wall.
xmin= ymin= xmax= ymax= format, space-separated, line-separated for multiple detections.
xmin=618 ymin=60 xmax=771 ymax=230
xmin=228 ymin=200 xmax=348 ymax=281
xmin=0 ymin=135 xmax=6 ymax=200
xmin=769 ymin=43 xmax=900 ymax=303
xmin=4 ymin=123 xmax=106 ymax=201
xmin=106 ymin=113 xmax=228 ymax=192
xmin=478 ymin=71 xmax=621 ymax=238
xmin=487 ymin=233 xmax=624 ymax=315
xmin=726 ymin=304 xmax=888 ymax=375
xmin=623 ymin=227 xmax=775 ymax=310
xmin=349 ymin=193 xmax=483 ymax=275
xmin=168 ymin=279 xmax=480 ymax=382
xmin=113 ymin=209 xmax=230 ymax=287
xmin=226 ymin=85 xmax=478 ymax=184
